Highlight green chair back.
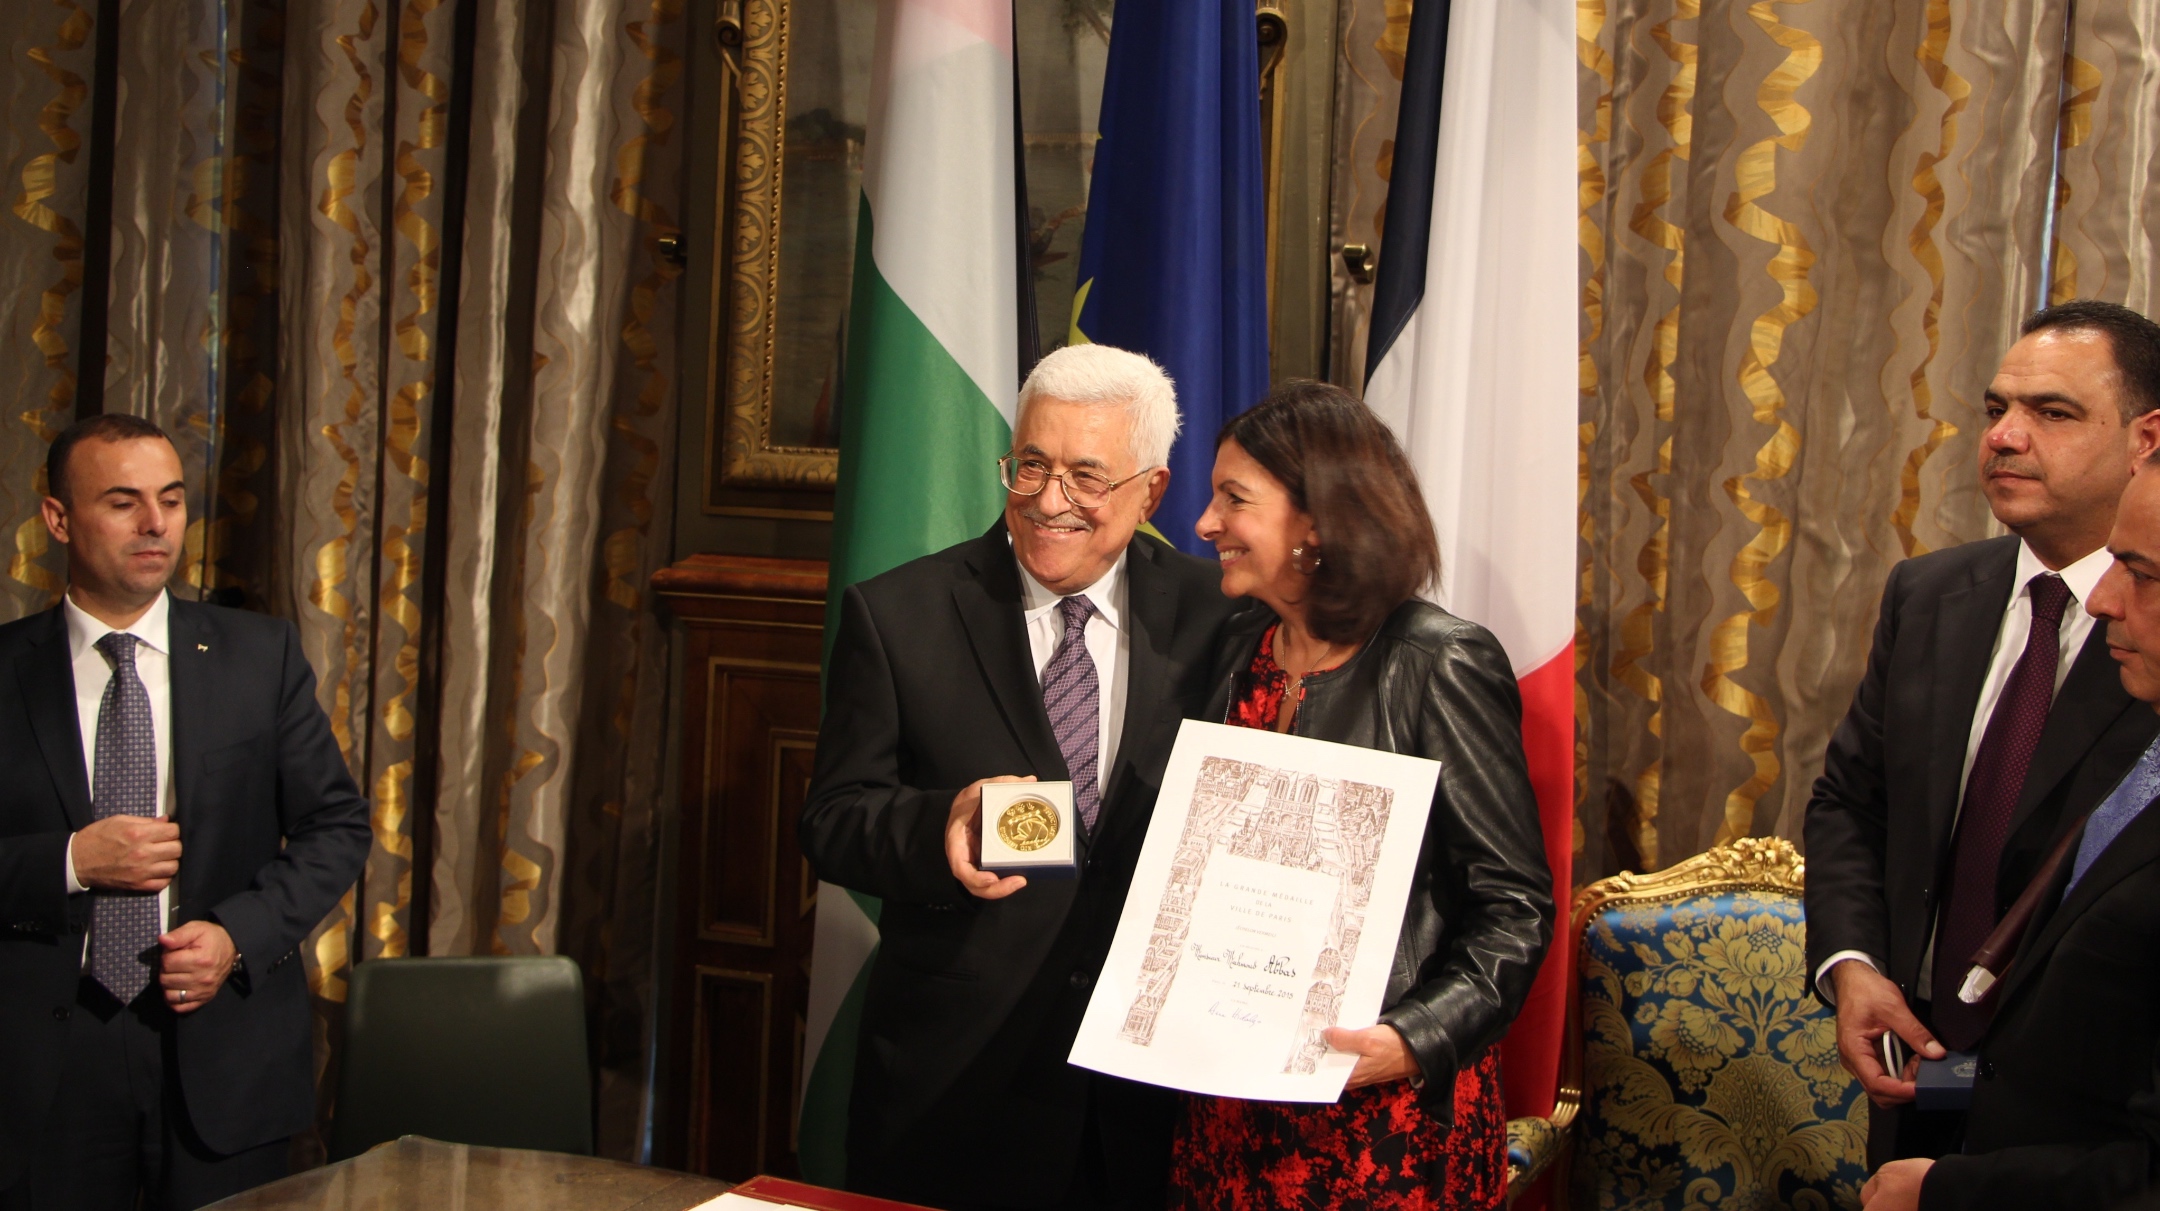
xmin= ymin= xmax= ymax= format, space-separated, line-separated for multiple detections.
xmin=330 ymin=955 xmax=594 ymax=1160
xmin=1568 ymin=838 xmax=1866 ymax=1210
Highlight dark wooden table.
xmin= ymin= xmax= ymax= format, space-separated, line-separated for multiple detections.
xmin=205 ymin=1136 xmax=733 ymax=1210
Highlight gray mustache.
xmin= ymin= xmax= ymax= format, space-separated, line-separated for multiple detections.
xmin=1021 ymin=507 xmax=1093 ymax=531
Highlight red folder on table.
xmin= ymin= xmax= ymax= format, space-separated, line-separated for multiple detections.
xmin=726 ymin=1175 xmax=940 ymax=1211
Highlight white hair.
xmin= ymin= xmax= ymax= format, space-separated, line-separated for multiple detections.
xmin=1015 ymin=344 xmax=1181 ymax=471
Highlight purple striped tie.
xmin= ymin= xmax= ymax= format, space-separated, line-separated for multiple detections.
xmin=1043 ymin=595 xmax=1101 ymax=831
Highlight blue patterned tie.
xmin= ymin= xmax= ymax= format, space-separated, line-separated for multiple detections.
xmin=89 ymin=632 xmax=161 ymax=1004
xmin=1042 ymin=595 xmax=1101 ymax=831
xmin=2065 ymin=733 xmax=2160 ymax=895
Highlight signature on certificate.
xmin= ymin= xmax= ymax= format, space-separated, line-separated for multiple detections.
xmin=1189 ymin=943 xmax=1301 ymax=981
xmin=1208 ymin=1001 xmax=1265 ymax=1027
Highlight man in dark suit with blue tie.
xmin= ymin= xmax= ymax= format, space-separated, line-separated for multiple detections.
xmin=0 ymin=415 xmax=371 ymax=1210
xmin=1860 ymin=434 xmax=2160 ymax=1210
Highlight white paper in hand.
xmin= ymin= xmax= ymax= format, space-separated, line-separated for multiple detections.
xmin=1067 ymin=719 xmax=1440 ymax=1102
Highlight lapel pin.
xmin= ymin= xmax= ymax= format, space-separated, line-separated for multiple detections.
xmin=196 ymin=643 xmax=208 ymax=652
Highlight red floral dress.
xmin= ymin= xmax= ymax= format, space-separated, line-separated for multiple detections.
xmin=1167 ymin=626 xmax=1507 ymax=1211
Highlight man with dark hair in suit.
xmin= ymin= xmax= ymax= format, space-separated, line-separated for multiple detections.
xmin=802 ymin=343 xmax=1245 ymax=1211
xmin=1808 ymin=299 xmax=2160 ymax=1165
xmin=0 ymin=415 xmax=371 ymax=1210
xmin=1859 ymin=448 xmax=2160 ymax=1211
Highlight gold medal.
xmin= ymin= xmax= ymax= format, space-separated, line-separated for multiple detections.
xmin=995 ymin=795 xmax=1061 ymax=853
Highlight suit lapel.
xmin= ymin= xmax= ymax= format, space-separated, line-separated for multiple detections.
xmin=952 ymin=533 xmax=1068 ymax=784
xmin=2003 ymin=627 xmax=2135 ymax=847
xmin=19 ymin=606 xmax=92 ymax=830
xmin=1096 ymin=537 xmax=1174 ymax=841
xmin=1927 ymin=547 xmax=2019 ymax=847
xmin=166 ymin=600 xmax=211 ymax=823
xmin=1994 ymin=790 xmax=2160 ymax=1012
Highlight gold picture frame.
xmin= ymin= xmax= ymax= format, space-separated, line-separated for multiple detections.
xmin=704 ymin=0 xmax=844 ymax=507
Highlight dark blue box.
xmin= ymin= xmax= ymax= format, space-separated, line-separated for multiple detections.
xmin=1915 ymin=1052 xmax=1978 ymax=1112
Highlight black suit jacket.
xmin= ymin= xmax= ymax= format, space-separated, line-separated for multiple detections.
xmin=800 ymin=526 xmax=1244 ymax=1206
xmin=0 ymin=597 xmax=370 ymax=1183
xmin=1919 ymin=775 xmax=2160 ymax=1210
xmin=1805 ymin=537 xmax=2159 ymax=1160
xmin=1807 ymin=536 xmax=2159 ymax=983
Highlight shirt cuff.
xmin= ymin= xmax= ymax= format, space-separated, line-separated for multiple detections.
xmin=64 ymin=832 xmax=86 ymax=895
xmin=1814 ymin=950 xmax=1882 ymax=1006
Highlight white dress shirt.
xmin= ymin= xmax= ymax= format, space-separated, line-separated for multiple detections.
xmin=1815 ymin=541 xmax=2112 ymax=1002
xmin=61 ymin=590 xmax=177 ymax=942
xmin=1017 ymin=551 xmax=1130 ymax=789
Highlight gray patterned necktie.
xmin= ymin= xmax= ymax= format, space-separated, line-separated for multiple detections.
xmin=1042 ymin=595 xmax=1102 ymax=831
xmin=90 ymin=631 xmax=160 ymax=1004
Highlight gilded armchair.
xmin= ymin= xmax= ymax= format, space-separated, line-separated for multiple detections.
xmin=1505 ymin=837 xmax=1869 ymax=1210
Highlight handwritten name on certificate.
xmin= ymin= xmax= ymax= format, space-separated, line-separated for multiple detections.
xmin=1068 ymin=720 xmax=1440 ymax=1102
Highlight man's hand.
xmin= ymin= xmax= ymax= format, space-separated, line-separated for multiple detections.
xmin=1860 ymin=1158 xmax=1933 ymax=1210
xmin=71 ymin=816 xmax=181 ymax=892
xmin=946 ymin=776 xmax=1034 ymax=900
xmin=1833 ymin=959 xmax=1945 ymax=1105
xmin=159 ymin=920 xmax=236 ymax=1015
xmin=1323 ymin=1024 xmax=1421 ymax=1088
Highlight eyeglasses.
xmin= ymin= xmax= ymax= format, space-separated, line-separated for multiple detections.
xmin=998 ymin=456 xmax=1153 ymax=510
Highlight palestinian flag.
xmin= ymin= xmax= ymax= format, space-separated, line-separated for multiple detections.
xmin=800 ymin=0 xmax=1019 ymax=1187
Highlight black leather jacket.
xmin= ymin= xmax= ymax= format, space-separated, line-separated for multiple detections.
xmin=1202 ymin=599 xmax=1554 ymax=1123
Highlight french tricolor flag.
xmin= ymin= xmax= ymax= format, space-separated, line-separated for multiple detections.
xmin=1360 ymin=0 xmax=1578 ymax=1147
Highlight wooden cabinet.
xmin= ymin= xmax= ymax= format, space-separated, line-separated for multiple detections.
xmin=653 ymin=555 xmax=827 ymax=1181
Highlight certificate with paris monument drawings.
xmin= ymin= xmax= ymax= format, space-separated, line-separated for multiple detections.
xmin=1067 ymin=720 xmax=1440 ymax=1102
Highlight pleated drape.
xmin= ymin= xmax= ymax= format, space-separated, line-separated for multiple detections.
xmin=0 ymin=0 xmax=683 ymax=1159
xmin=0 ymin=4 xmax=94 ymax=617
xmin=1572 ymin=0 xmax=2153 ymax=879
xmin=2049 ymin=0 xmax=2160 ymax=310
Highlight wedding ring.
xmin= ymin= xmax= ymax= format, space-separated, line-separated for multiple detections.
xmin=178 ymin=989 xmax=187 ymax=1002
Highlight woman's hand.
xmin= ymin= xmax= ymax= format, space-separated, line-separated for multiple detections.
xmin=1323 ymin=1024 xmax=1421 ymax=1088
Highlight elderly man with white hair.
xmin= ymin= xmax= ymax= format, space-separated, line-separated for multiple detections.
xmin=802 ymin=344 xmax=1249 ymax=1211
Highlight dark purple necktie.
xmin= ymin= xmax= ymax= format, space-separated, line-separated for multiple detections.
xmin=1931 ymin=573 xmax=2072 ymax=1048
xmin=1042 ymin=595 xmax=1101 ymax=831
xmin=89 ymin=632 xmax=161 ymax=1005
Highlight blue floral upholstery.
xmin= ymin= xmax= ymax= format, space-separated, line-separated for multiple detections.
xmin=1570 ymin=886 xmax=1867 ymax=1210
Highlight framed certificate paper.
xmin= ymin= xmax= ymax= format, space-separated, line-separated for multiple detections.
xmin=1068 ymin=720 xmax=1441 ymax=1102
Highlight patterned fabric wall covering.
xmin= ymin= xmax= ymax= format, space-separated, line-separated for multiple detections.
xmin=1573 ymin=891 xmax=1866 ymax=1210
xmin=1570 ymin=0 xmax=2132 ymax=880
xmin=0 ymin=3 xmax=95 ymax=616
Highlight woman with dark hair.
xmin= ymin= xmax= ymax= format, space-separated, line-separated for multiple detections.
xmin=1167 ymin=382 xmax=1554 ymax=1211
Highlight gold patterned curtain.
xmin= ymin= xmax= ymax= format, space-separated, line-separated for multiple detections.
xmin=0 ymin=0 xmax=684 ymax=1159
xmin=1571 ymin=0 xmax=2160 ymax=880
xmin=0 ymin=4 xmax=93 ymax=614
xmin=2049 ymin=0 xmax=2160 ymax=308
